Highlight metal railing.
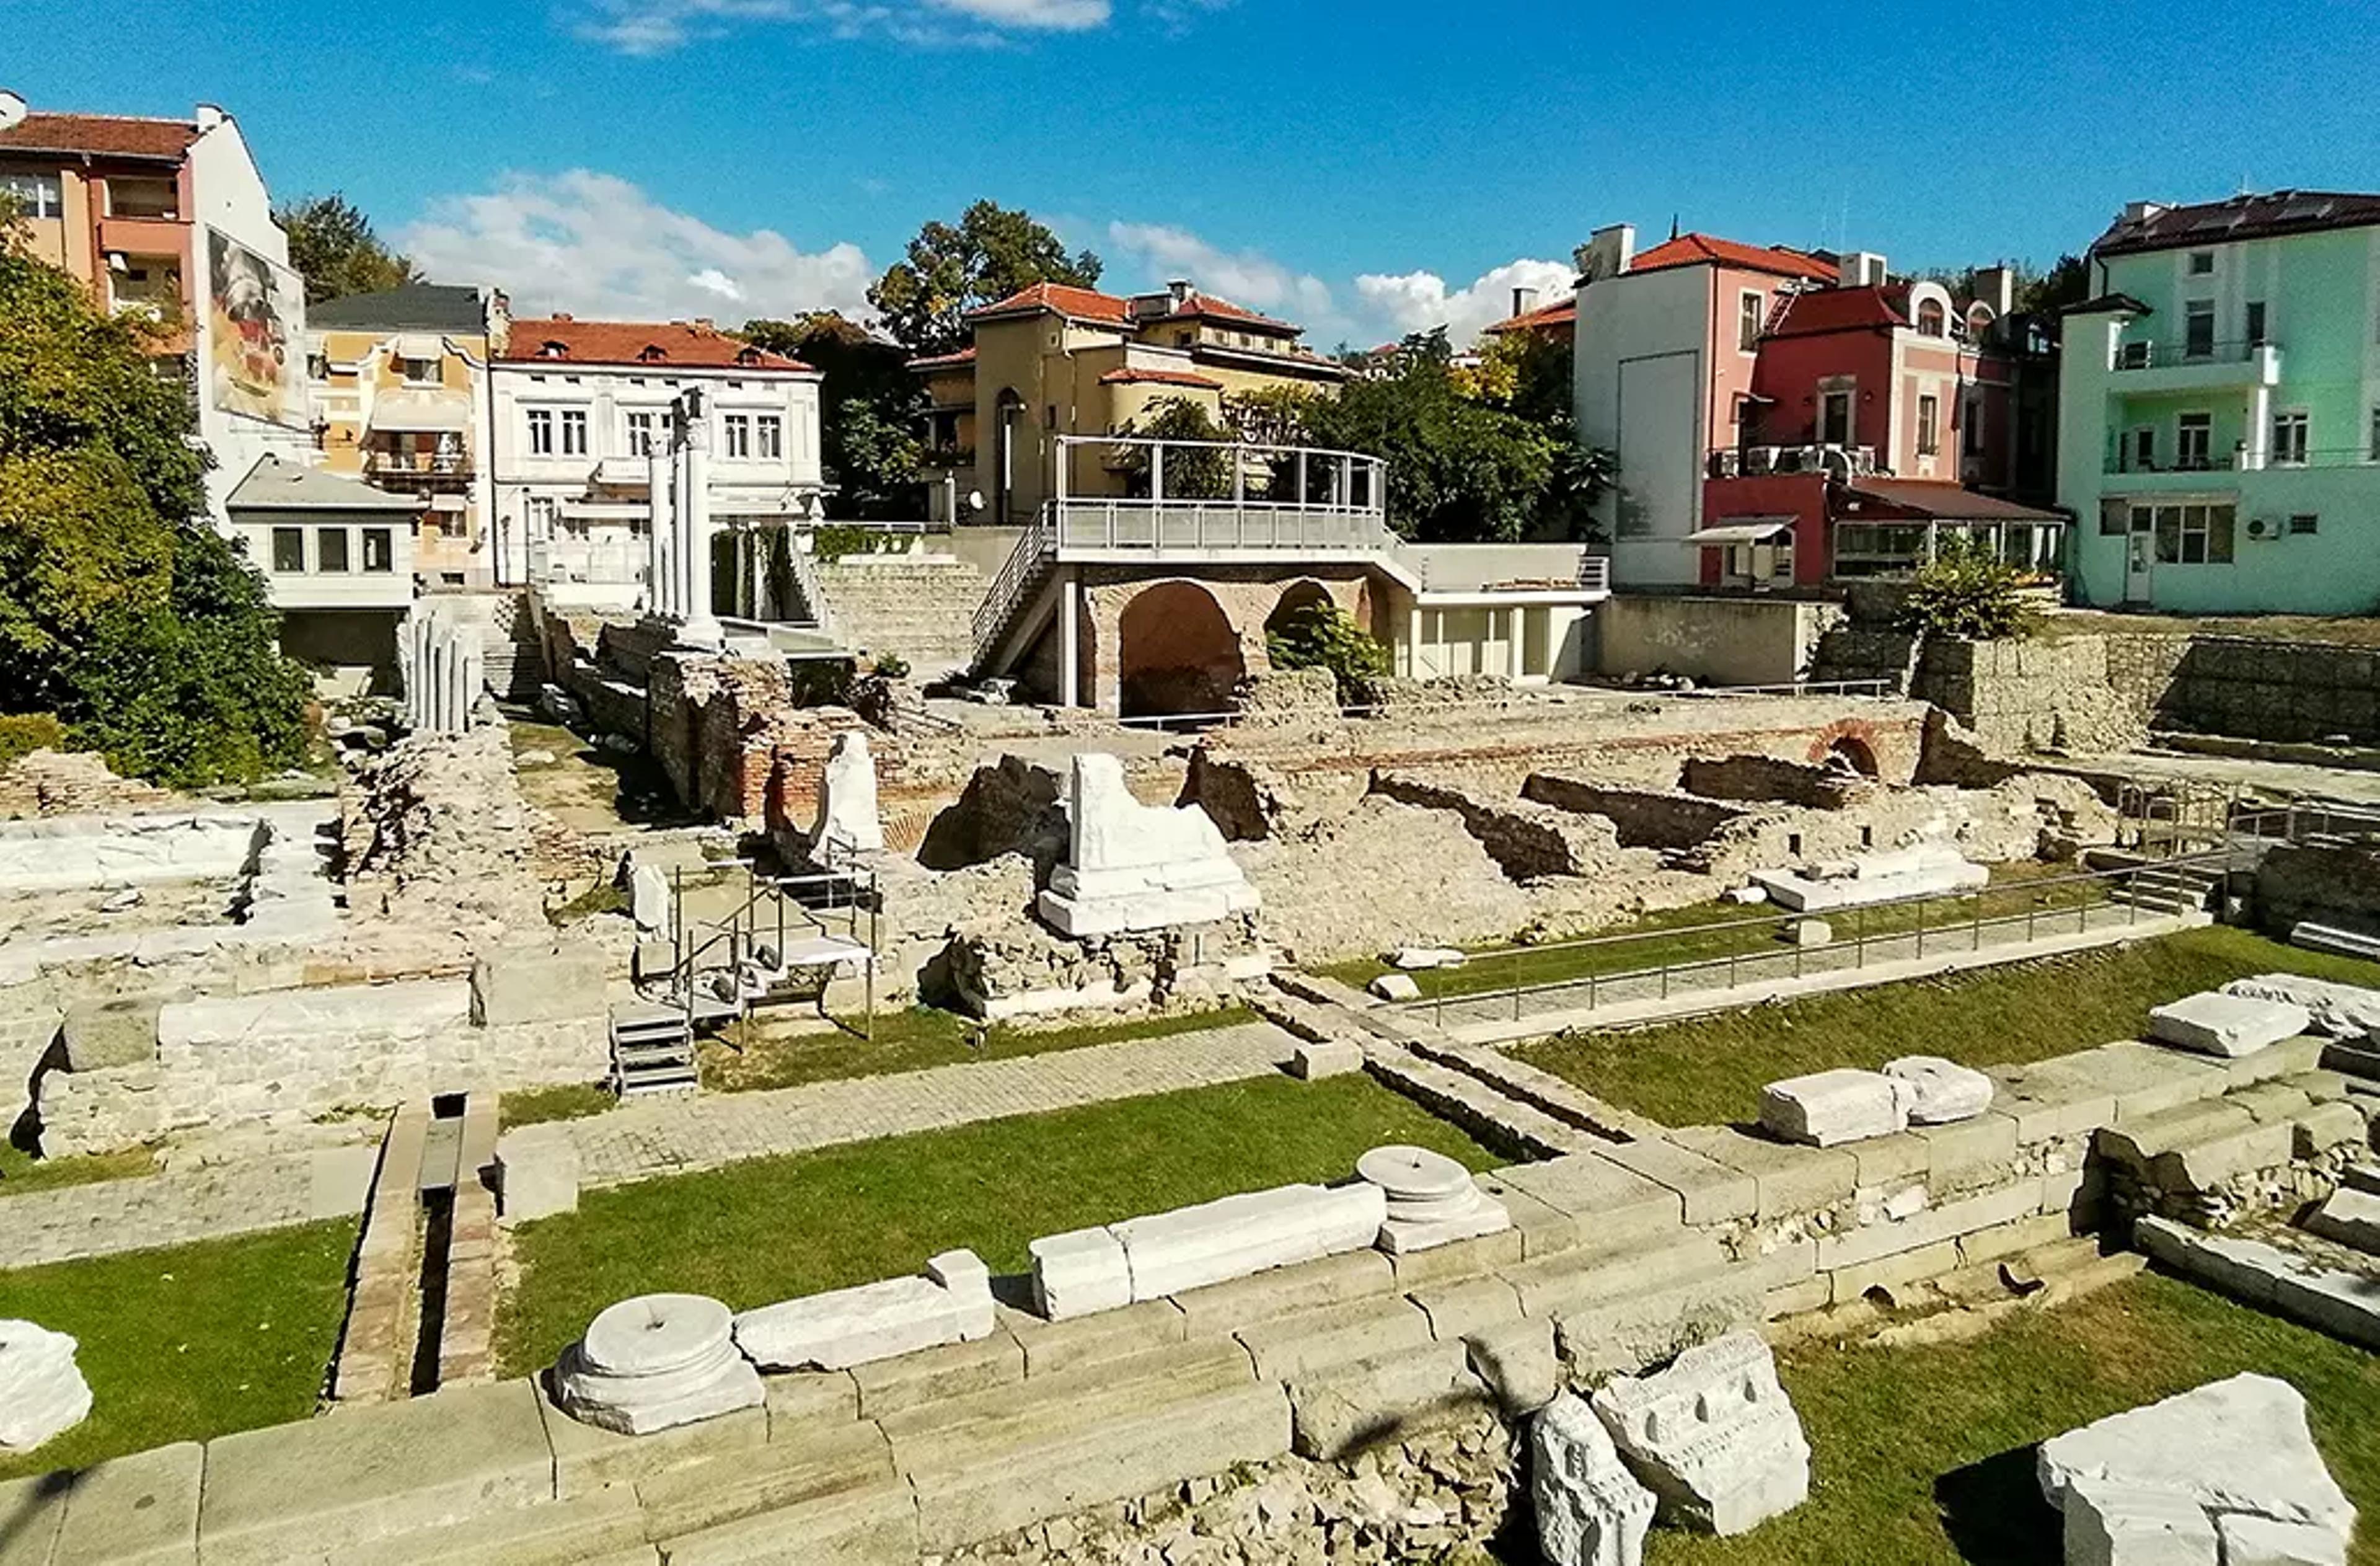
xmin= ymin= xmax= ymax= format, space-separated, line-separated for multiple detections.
xmin=1707 ymin=444 xmax=1880 ymax=480
xmin=661 ymin=857 xmax=881 ymax=1041
xmin=1396 ymin=854 xmax=2225 ymax=1034
xmin=969 ymin=512 xmax=1052 ymax=663
xmin=2112 ymin=338 xmax=2276 ymax=371
xmin=1053 ymin=497 xmax=1396 ymax=554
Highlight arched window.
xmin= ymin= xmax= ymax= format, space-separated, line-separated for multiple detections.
xmin=1916 ymin=298 xmax=1946 ymax=337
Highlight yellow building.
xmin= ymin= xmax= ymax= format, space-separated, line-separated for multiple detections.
xmin=912 ymin=280 xmax=1351 ymax=525
xmin=306 ymin=283 xmax=506 ymax=587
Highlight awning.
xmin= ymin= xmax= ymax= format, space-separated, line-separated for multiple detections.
xmin=369 ymin=394 xmax=467 ymax=433
xmin=1838 ymin=480 xmax=2065 ymax=523
xmin=1683 ymin=518 xmax=1794 ymax=546
xmin=428 ymin=493 xmax=468 ymax=512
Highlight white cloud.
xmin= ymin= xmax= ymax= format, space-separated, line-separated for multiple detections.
xmin=574 ymin=0 xmax=1106 ymax=54
xmin=399 ymin=170 xmax=875 ymax=324
xmin=1105 ymin=220 xmax=1336 ymax=322
xmin=1354 ymin=257 xmax=1578 ymax=346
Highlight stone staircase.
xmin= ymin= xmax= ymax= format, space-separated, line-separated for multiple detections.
xmin=812 ymin=555 xmax=988 ymax=678
xmin=2099 ymin=855 xmax=2225 ymax=916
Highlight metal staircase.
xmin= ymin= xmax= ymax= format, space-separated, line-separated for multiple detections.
xmin=968 ymin=515 xmax=1054 ymax=678
xmin=607 ymin=856 xmax=881 ymax=1097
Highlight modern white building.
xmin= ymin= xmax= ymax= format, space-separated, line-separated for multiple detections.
xmin=488 ymin=317 xmax=826 ymax=610
xmin=225 ymin=454 xmax=421 ymax=689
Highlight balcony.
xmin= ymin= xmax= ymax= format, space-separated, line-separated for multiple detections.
xmin=1707 ymin=445 xmax=1880 ymax=480
xmin=2107 ymin=446 xmax=2379 ymax=482
xmin=1052 ymin=435 xmax=1394 ymax=558
xmin=364 ymin=452 xmax=474 ymax=493
xmin=2108 ymin=338 xmax=2282 ymax=394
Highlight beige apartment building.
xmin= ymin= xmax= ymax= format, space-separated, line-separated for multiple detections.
xmin=913 ymin=280 xmax=1351 ymax=525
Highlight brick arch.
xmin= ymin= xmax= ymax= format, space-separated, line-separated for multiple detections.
xmin=1117 ymin=579 xmax=1247 ymax=720
xmin=1807 ymin=717 xmax=1890 ymax=778
xmin=1264 ymin=578 xmax=1338 ymax=639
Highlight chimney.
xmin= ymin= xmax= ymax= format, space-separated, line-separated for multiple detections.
xmin=0 ymin=92 xmax=25 ymax=133
xmin=693 ymin=317 xmax=715 ymax=332
xmin=2122 ymin=200 xmax=2171 ymax=225
xmin=1576 ymin=223 xmax=1637 ymax=283
xmin=1167 ymin=279 xmax=1192 ymax=305
xmin=193 ymin=102 xmax=227 ymax=130
xmin=553 ymin=312 xmax=573 ymax=322
xmin=1510 ymin=286 xmax=1540 ymax=318
xmin=1844 ymin=251 xmax=1889 ymax=288
xmin=1973 ymin=265 xmax=2016 ymax=316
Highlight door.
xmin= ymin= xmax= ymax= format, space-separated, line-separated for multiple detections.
xmin=2125 ymin=504 xmax=2154 ymax=601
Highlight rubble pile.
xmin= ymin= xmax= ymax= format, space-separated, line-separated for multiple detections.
xmin=0 ymin=748 xmax=180 ymax=820
xmin=342 ymin=725 xmax=548 ymax=942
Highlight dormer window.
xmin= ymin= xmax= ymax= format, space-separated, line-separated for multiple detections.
xmin=638 ymin=345 xmax=669 ymax=363
xmin=735 ymin=347 xmax=763 ymax=366
xmin=538 ymin=340 xmax=568 ymax=358
xmin=1916 ymin=298 xmax=1946 ymax=337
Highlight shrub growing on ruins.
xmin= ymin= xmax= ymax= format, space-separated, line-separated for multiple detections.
xmin=0 ymin=242 xmax=310 ymax=785
xmin=1265 ymin=599 xmax=1390 ymax=694
xmin=1895 ymin=536 xmax=2042 ymax=642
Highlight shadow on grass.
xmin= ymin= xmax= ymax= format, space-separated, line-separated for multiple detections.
xmin=1934 ymin=1444 xmax=2060 ymax=1565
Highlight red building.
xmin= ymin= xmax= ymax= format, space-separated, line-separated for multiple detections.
xmin=1693 ymin=263 xmax=2064 ymax=590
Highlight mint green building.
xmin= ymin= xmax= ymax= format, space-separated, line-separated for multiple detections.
xmin=2059 ymin=191 xmax=2380 ymax=612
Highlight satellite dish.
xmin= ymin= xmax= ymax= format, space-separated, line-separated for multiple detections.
xmin=965 ymin=489 xmax=987 ymax=514
xmin=0 ymin=92 xmax=26 ymax=133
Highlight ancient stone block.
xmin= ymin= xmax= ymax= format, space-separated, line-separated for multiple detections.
xmin=554 ymin=1294 xmax=764 ymax=1436
xmin=470 ymin=941 xmax=609 ymax=1027
xmin=1113 ymin=1182 xmax=1386 ymax=1301
xmin=1357 ymin=1143 xmax=1510 ymax=1254
xmin=2218 ymin=1513 xmax=2349 ymax=1566
xmin=1758 ymin=1068 xmax=1913 ymax=1147
xmin=1533 ymin=1392 xmax=1657 ymax=1566
xmin=628 ymin=863 xmax=672 ymax=934
xmin=0 ymin=1319 xmax=90 ymax=1451
xmin=2060 ymin=1472 xmax=2220 ymax=1565
xmin=1369 ymin=973 xmax=1422 ymax=1002
xmin=1029 ymin=1228 xmax=1133 ymax=1320
xmin=1290 ymin=1039 xmax=1365 ymax=1079
xmin=1590 ymin=1330 xmax=1810 ymax=1536
xmin=2149 ymin=993 xmax=2314 ymax=1059
xmin=60 ymin=994 xmax=162 ymax=1073
xmin=495 ymin=1123 xmax=582 ymax=1225
xmin=1465 ymin=1315 xmax=1558 ymax=1415
xmin=1289 ymin=1340 xmax=1486 ymax=1459
xmin=811 ymin=732 xmax=885 ymax=857
xmin=734 ymin=1250 xmax=996 ymax=1371
xmin=2226 ymin=973 xmax=2380 ymax=1040
xmin=2303 ymin=1188 xmax=2380 ymax=1255
xmin=1036 ymin=753 xmax=1260 ymax=938
xmin=1885 ymin=1055 xmax=1994 ymax=1124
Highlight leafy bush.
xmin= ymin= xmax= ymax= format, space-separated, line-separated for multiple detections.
xmin=872 ymin=652 xmax=912 ymax=681
xmin=1265 ymin=599 xmax=1390 ymax=693
xmin=0 ymin=712 xmax=66 ymax=768
xmin=1895 ymin=536 xmax=2042 ymax=641
xmin=0 ymin=242 xmax=310 ymax=785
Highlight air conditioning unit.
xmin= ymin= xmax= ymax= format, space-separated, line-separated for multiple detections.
xmin=2245 ymin=516 xmax=2280 ymax=541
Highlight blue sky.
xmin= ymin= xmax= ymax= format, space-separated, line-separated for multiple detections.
xmin=13 ymin=0 xmax=2379 ymax=344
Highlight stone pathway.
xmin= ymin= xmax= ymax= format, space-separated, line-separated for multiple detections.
xmin=566 ymin=1019 xmax=1303 ymax=1189
xmin=0 ymin=1143 xmax=374 ymax=1270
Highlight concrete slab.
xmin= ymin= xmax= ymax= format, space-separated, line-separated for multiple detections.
xmin=196 ymin=1381 xmax=555 ymax=1566
xmin=1171 ymin=1249 xmax=1395 ymax=1338
xmin=46 ymin=1441 xmax=201 ymax=1566
xmin=1481 ymin=1153 xmax=1681 ymax=1247
xmin=1668 ymin=1126 xmax=1859 ymax=1219
xmin=1233 ymin=1296 xmax=1434 ymax=1382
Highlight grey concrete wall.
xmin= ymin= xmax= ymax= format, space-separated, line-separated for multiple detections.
xmin=1595 ymin=595 xmax=1843 ymax=687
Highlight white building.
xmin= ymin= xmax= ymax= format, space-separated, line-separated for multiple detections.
xmin=488 ymin=317 xmax=826 ymax=611
xmin=225 ymin=454 xmax=421 ymax=689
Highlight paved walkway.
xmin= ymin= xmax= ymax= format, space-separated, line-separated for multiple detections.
xmin=567 ymin=1019 xmax=1302 ymax=1188
xmin=0 ymin=1145 xmax=371 ymax=1270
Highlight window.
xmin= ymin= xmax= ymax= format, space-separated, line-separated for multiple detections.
xmin=2188 ymin=250 xmax=2216 ymax=276
xmin=2144 ymin=502 xmax=2235 ymax=565
xmin=361 ymin=528 xmax=394 ymax=573
xmin=1737 ymin=291 xmax=1765 ymax=352
xmin=1962 ymin=392 xmax=1985 ymax=456
xmin=2290 ymin=513 xmax=2319 ymax=536
xmin=560 ymin=409 xmax=588 ymax=456
xmin=2246 ymin=301 xmax=2268 ymax=345
xmin=1773 ymin=537 xmax=1796 ymax=581
xmin=1819 ymin=389 xmax=1853 ymax=446
xmin=1916 ymin=298 xmax=1946 ymax=337
xmin=757 ymin=415 xmax=783 ymax=459
xmin=2184 ymin=300 xmax=2216 ymax=359
xmin=625 ymin=410 xmax=656 ymax=456
xmin=0 ymin=172 xmax=63 ymax=219
xmin=723 ymin=412 xmax=751 ymax=458
xmin=399 ymin=356 xmax=438 ymax=385
xmin=2369 ymin=405 xmax=2380 ymax=461
xmin=1916 ymin=394 xmax=1941 ymax=455
xmin=526 ymin=407 xmax=555 ymax=455
xmin=2129 ymin=427 xmax=2157 ymax=471
xmin=270 ymin=527 xmax=305 ymax=572
xmin=2177 ymin=412 xmax=2212 ymax=471
xmin=525 ymin=496 xmax=558 ymax=537
xmin=2273 ymin=410 xmax=2309 ymax=465
xmin=316 ymin=528 xmax=351 ymax=573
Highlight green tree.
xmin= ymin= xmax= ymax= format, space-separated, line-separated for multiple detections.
xmin=1117 ymin=397 xmax=1232 ymax=498
xmin=2017 ymin=254 xmax=2092 ymax=315
xmin=275 ymin=194 xmax=420 ymax=305
xmin=1896 ymin=535 xmax=2041 ymax=641
xmin=1264 ymin=598 xmax=1389 ymax=696
xmin=0 ymin=238 xmax=309 ymax=784
xmin=743 ymin=313 xmax=925 ymax=518
xmin=866 ymin=201 xmax=1102 ymax=357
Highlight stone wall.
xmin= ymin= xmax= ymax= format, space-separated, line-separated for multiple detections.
xmin=1680 ymin=754 xmax=1876 ymax=810
xmin=813 ymin=556 xmax=987 ymax=675
xmin=1804 ymin=627 xmax=1923 ymax=696
xmin=1595 ymin=593 xmax=1844 ymax=688
xmin=0 ymin=748 xmax=180 ymax=820
xmin=1909 ymin=637 xmax=2149 ymax=756
xmin=2256 ymin=843 xmax=2380 ymax=941
xmin=35 ymin=975 xmax=608 ymax=1156
xmin=2141 ymin=635 xmax=2380 ymax=744
xmin=1370 ymin=772 xmax=1626 ymax=880
xmin=1520 ymin=776 xmax=1749 ymax=851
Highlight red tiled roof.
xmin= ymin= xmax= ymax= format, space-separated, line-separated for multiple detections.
xmin=1145 ymin=293 xmax=1300 ymax=334
xmin=1483 ymin=298 xmax=1576 ymax=336
xmin=968 ymin=281 xmax=1133 ymax=325
xmin=2094 ymin=190 xmax=2380 ymax=258
xmin=906 ymin=347 xmax=977 ymax=371
xmin=0 ymin=111 xmax=201 ymax=161
xmin=1627 ymin=233 xmax=1839 ymax=284
xmin=1765 ymin=285 xmax=1904 ymax=337
xmin=1098 ymin=367 xmax=1223 ymax=389
xmin=498 ymin=317 xmax=812 ymax=371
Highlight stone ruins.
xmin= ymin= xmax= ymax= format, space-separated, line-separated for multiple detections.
xmin=1036 ymin=752 xmax=1261 ymax=939
xmin=1588 ymin=1331 xmax=1811 ymax=1537
xmin=0 ymin=1319 xmax=91 ymax=1453
xmin=1533 ymin=1392 xmax=1657 ymax=1566
xmin=553 ymin=1293 xmax=764 ymax=1436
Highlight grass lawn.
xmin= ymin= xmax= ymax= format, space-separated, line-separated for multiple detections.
xmin=1637 ymin=1272 xmax=2380 ymax=1565
xmin=1318 ymin=862 xmax=2089 ymax=1002
xmin=0 ymin=1220 xmax=355 ymax=1481
xmin=0 ymin=1142 xmax=156 ymax=1199
xmin=699 ymin=1002 xmax=1256 ymax=1094
xmin=497 ymin=1072 xmax=1494 ymax=1378
xmin=1515 ymin=924 xmax=2380 ymax=1130
xmin=499 ymin=1082 xmax=617 ymax=1131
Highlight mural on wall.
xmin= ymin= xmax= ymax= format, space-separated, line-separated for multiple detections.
xmin=206 ymin=229 xmax=304 ymax=427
